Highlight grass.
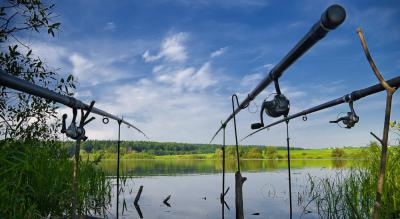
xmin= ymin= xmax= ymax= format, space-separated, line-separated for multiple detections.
xmin=0 ymin=140 xmax=111 ymax=219
xmin=277 ymin=148 xmax=366 ymax=159
xmin=81 ymin=147 xmax=369 ymax=160
xmin=299 ymin=142 xmax=400 ymax=218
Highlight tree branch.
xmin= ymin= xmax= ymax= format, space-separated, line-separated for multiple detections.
xmin=356 ymin=28 xmax=396 ymax=94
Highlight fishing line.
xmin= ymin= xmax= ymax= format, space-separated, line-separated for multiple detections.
xmin=247 ymin=99 xmax=258 ymax=114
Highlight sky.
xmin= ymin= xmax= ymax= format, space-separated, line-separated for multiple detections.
xmin=19 ymin=0 xmax=400 ymax=148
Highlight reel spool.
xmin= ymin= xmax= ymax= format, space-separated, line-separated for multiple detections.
xmin=251 ymin=80 xmax=290 ymax=129
xmin=330 ymin=101 xmax=359 ymax=129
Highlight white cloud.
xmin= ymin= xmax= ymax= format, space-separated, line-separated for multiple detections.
xmin=143 ymin=32 xmax=189 ymax=63
xmin=25 ymin=30 xmax=395 ymax=148
xmin=155 ymin=62 xmax=216 ymax=91
xmin=103 ymin=22 xmax=116 ymax=31
xmin=263 ymin=63 xmax=273 ymax=70
xmin=69 ymin=53 xmax=94 ymax=78
xmin=241 ymin=73 xmax=263 ymax=87
xmin=210 ymin=47 xmax=227 ymax=58
xmin=142 ymin=50 xmax=162 ymax=62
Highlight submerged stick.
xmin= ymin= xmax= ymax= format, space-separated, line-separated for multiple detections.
xmin=235 ymin=171 xmax=247 ymax=219
xmin=134 ymin=203 xmax=144 ymax=219
xmin=163 ymin=195 xmax=171 ymax=207
xmin=357 ymin=28 xmax=397 ymax=219
xmin=134 ymin=186 xmax=144 ymax=206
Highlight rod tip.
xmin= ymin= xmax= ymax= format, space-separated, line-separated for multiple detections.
xmin=321 ymin=4 xmax=346 ymax=30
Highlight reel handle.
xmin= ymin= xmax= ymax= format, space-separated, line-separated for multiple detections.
xmin=61 ymin=114 xmax=67 ymax=133
xmin=251 ymin=123 xmax=264 ymax=130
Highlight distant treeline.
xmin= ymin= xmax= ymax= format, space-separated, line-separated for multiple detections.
xmin=62 ymin=140 xmax=304 ymax=156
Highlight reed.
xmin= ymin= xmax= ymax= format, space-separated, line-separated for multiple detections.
xmin=0 ymin=140 xmax=111 ymax=219
xmin=300 ymin=142 xmax=400 ymax=218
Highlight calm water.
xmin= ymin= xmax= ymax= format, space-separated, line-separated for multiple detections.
xmin=99 ymin=159 xmax=352 ymax=219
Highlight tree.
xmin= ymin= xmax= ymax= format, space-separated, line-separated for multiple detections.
xmin=0 ymin=0 xmax=75 ymax=140
xmin=264 ymin=146 xmax=278 ymax=159
xmin=331 ymin=148 xmax=345 ymax=158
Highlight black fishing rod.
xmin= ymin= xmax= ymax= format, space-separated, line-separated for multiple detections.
xmin=0 ymin=69 xmax=148 ymax=139
xmin=0 ymin=69 xmax=148 ymax=218
xmin=241 ymin=76 xmax=400 ymax=141
xmin=209 ymin=4 xmax=346 ymax=143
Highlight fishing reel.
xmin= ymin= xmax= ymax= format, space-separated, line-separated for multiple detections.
xmin=61 ymin=101 xmax=96 ymax=141
xmin=251 ymin=79 xmax=290 ymax=129
xmin=330 ymin=101 xmax=359 ymax=129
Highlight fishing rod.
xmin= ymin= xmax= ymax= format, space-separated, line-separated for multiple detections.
xmin=241 ymin=76 xmax=400 ymax=141
xmin=0 ymin=69 xmax=148 ymax=218
xmin=0 ymin=69 xmax=148 ymax=139
xmin=209 ymin=4 xmax=346 ymax=143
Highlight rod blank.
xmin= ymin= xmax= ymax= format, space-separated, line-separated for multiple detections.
xmin=241 ymin=76 xmax=400 ymax=141
xmin=0 ymin=70 xmax=148 ymax=139
xmin=209 ymin=4 xmax=346 ymax=143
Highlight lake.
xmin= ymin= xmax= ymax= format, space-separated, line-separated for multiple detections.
xmin=98 ymin=159 xmax=353 ymax=219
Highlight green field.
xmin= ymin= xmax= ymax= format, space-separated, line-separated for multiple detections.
xmin=80 ymin=146 xmax=369 ymax=160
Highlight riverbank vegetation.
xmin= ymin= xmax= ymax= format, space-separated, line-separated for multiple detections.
xmin=0 ymin=140 xmax=111 ymax=219
xmin=70 ymin=140 xmax=372 ymax=160
xmin=300 ymin=123 xmax=400 ymax=218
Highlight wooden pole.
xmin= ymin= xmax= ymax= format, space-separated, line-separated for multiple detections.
xmin=357 ymin=28 xmax=397 ymax=219
xmin=235 ymin=171 xmax=247 ymax=219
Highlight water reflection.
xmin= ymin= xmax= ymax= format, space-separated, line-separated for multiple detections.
xmin=100 ymin=159 xmax=353 ymax=176
xmin=98 ymin=159 xmax=354 ymax=218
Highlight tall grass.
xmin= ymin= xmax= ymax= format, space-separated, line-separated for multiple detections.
xmin=300 ymin=142 xmax=400 ymax=218
xmin=0 ymin=140 xmax=111 ymax=219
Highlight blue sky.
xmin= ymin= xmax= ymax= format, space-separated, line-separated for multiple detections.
xmin=22 ymin=0 xmax=400 ymax=148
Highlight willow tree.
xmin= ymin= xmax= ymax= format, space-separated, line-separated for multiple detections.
xmin=0 ymin=0 xmax=75 ymax=140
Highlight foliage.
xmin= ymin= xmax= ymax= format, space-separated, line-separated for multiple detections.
xmin=70 ymin=140 xmax=374 ymax=160
xmin=0 ymin=0 xmax=75 ymax=140
xmin=331 ymin=148 xmax=346 ymax=158
xmin=300 ymin=142 xmax=400 ymax=218
xmin=391 ymin=120 xmax=400 ymax=145
xmin=0 ymin=140 xmax=111 ymax=219
xmin=264 ymin=146 xmax=278 ymax=159
xmin=69 ymin=140 xmax=305 ymax=160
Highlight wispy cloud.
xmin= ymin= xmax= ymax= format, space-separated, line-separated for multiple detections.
xmin=143 ymin=32 xmax=189 ymax=62
xmin=103 ymin=22 xmax=116 ymax=31
xmin=241 ymin=73 xmax=263 ymax=87
xmin=210 ymin=47 xmax=227 ymax=58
